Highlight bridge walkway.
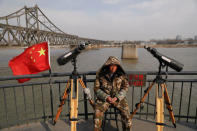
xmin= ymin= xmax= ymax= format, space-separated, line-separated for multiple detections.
xmin=2 ymin=118 xmax=197 ymax=131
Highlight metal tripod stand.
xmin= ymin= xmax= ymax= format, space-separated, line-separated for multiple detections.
xmin=53 ymin=57 xmax=94 ymax=131
xmin=130 ymin=62 xmax=176 ymax=131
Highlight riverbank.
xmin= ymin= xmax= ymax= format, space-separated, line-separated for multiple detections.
xmin=1 ymin=44 xmax=197 ymax=49
xmin=138 ymin=44 xmax=197 ymax=48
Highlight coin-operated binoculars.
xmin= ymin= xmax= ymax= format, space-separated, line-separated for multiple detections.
xmin=130 ymin=46 xmax=184 ymax=131
xmin=54 ymin=42 xmax=94 ymax=131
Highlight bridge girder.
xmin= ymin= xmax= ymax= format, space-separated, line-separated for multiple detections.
xmin=0 ymin=5 xmax=106 ymax=46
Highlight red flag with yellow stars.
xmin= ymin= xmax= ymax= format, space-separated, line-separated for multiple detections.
xmin=9 ymin=42 xmax=51 ymax=83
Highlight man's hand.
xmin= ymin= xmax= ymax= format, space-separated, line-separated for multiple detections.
xmin=106 ymin=96 xmax=113 ymax=103
xmin=111 ymin=97 xmax=117 ymax=103
xmin=106 ymin=96 xmax=118 ymax=104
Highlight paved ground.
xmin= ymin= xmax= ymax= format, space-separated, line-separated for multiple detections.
xmin=2 ymin=118 xmax=197 ymax=131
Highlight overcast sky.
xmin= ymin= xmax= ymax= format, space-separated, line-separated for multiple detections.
xmin=0 ymin=0 xmax=197 ymax=41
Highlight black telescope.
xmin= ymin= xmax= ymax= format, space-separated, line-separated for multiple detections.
xmin=57 ymin=42 xmax=87 ymax=65
xmin=144 ymin=46 xmax=184 ymax=72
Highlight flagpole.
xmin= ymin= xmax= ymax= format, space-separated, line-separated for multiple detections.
xmin=48 ymin=41 xmax=54 ymax=121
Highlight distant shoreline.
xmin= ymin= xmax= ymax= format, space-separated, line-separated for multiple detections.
xmin=0 ymin=44 xmax=197 ymax=49
xmin=137 ymin=44 xmax=197 ymax=48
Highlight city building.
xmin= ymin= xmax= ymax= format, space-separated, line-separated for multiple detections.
xmin=194 ymin=35 xmax=197 ymax=40
xmin=176 ymin=35 xmax=182 ymax=40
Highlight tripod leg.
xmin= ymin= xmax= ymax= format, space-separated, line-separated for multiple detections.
xmin=162 ymin=83 xmax=176 ymax=128
xmin=78 ymin=78 xmax=94 ymax=107
xmin=53 ymin=80 xmax=70 ymax=125
xmin=130 ymin=81 xmax=155 ymax=119
xmin=156 ymin=84 xmax=164 ymax=131
xmin=70 ymin=79 xmax=78 ymax=131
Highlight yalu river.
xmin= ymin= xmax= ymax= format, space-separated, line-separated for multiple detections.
xmin=0 ymin=47 xmax=197 ymax=74
xmin=0 ymin=47 xmax=197 ymax=128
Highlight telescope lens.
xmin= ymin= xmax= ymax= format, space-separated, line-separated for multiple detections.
xmin=57 ymin=43 xmax=87 ymax=65
xmin=167 ymin=57 xmax=184 ymax=72
xmin=144 ymin=46 xmax=184 ymax=72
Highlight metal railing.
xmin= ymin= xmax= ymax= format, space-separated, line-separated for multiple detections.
xmin=0 ymin=71 xmax=197 ymax=129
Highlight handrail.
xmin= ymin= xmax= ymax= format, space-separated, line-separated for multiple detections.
xmin=1 ymin=78 xmax=197 ymax=89
xmin=0 ymin=71 xmax=197 ymax=81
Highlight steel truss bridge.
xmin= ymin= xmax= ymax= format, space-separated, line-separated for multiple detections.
xmin=0 ymin=5 xmax=106 ymax=46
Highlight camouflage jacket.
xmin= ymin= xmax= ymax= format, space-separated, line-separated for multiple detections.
xmin=94 ymin=56 xmax=129 ymax=102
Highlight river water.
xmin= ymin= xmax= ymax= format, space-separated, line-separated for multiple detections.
xmin=0 ymin=47 xmax=197 ymax=75
xmin=0 ymin=47 xmax=197 ymax=128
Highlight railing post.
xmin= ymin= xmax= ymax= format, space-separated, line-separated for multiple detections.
xmin=195 ymin=107 xmax=197 ymax=124
xmin=169 ymin=82 xmax=175 ymax=121
xmin=187 ymin=82 xmax=192 ymax=122
xmin=49 ymin=82 xmax=54 ymax=121
xmin=3 ymin=88 xmax=8 ymax=126
xmin=139 ymin=85 xmax=143 ymax=119
xmin=146 ymin=82 xmax=150 ymax=120
xmin=49 ymin=69 xmax=54 ymax=121
xmin=22 ymin=86 xmax=27 ymax=121
xmin=32 ymin=85 xmax=36 ymax=118
xmin=41 ymin=84 xmax=46 ymax=122
xmin=13 ymin=88 xmax=19 ymax=124
xmin=83 ymin=74 xmax=88 ymax=120
xmin=131 ymin=86 xmax=134 ymax=113
xmin=178 ymin=82 xmax=184 ymax=122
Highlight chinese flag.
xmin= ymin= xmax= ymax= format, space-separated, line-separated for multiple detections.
xmin=9 ymin=42 xmax=51 ymax=83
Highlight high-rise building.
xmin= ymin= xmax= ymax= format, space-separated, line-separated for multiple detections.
xmin=176 ymin=35 xmax=182 ymax=40
xmin=194 ymin=35 xmax=197 ymax=40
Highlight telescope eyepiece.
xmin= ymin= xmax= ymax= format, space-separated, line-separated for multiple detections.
xmin=144 ymin=46 xmax=157 ymax=55
xmin=78 ymin=42 xmax=86 ymax=50
xmin=144 ymin=46 xmax=148 ymax=49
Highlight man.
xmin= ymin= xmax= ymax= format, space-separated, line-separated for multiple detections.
xmin=94 ymin=56 xmax=132 ymax=131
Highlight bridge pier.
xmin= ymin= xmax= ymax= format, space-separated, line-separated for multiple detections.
xmin=121 ymin=44 xmax=138 ymax=59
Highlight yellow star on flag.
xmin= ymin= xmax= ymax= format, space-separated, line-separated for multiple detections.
xmin=37 ymin=47 xmax=46 ymax=56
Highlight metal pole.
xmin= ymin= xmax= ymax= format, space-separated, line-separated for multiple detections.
xmin=83 ymin=74 xmax=88 ymax=120
xmin=49 ymin=69 xmax=54 ymax=121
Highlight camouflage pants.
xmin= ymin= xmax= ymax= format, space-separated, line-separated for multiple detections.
xmin=94 ymin=99 xmax=132 ymax=131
